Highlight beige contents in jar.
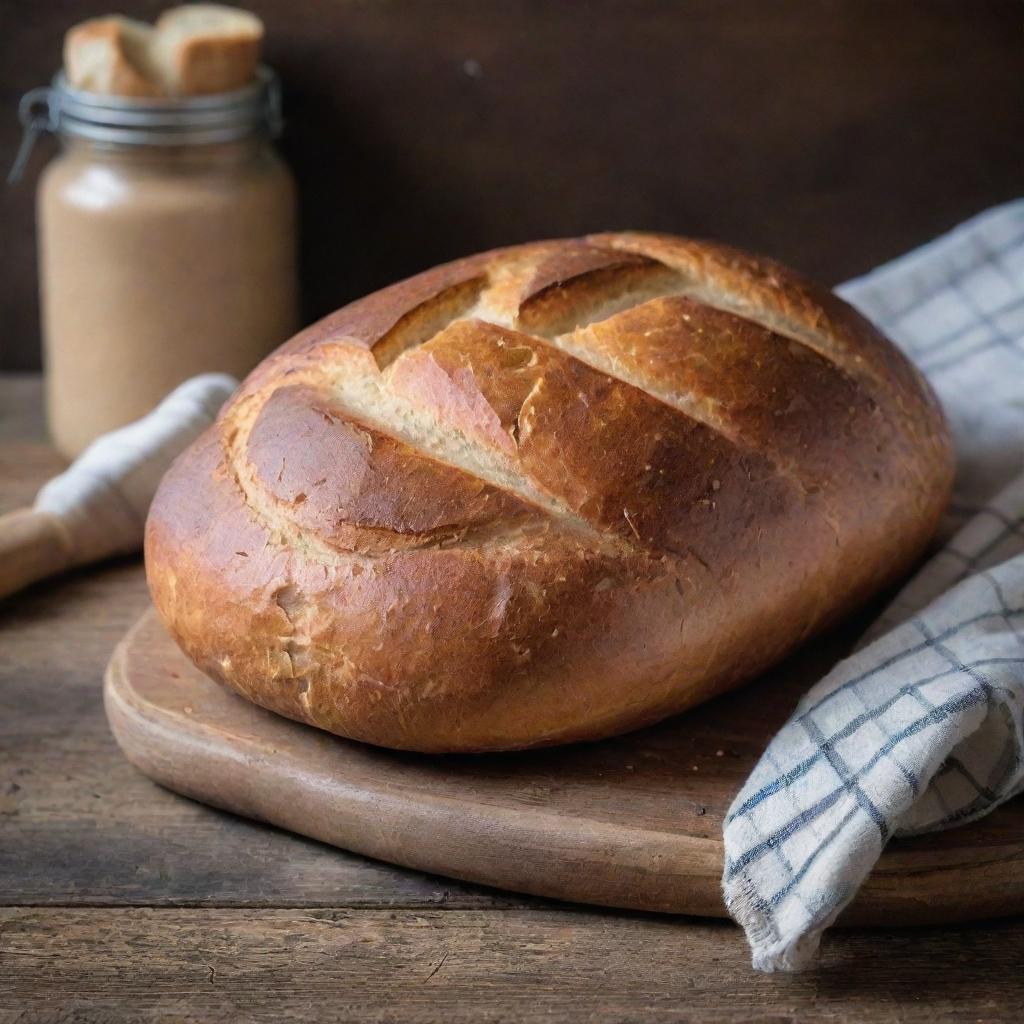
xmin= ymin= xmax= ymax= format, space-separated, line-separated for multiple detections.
xmin=38 ymin=138 xmax=297 ymax=458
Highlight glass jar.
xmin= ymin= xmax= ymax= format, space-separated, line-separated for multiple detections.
xmin=15 ymin=70 xmax=297 ymax=458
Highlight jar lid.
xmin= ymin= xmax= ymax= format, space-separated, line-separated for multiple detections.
xmin=9 ymin=67 xmax=282 ymax=183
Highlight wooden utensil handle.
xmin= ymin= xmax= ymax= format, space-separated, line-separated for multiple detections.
xmin=0 ymin=509 xmax=75 ymax=601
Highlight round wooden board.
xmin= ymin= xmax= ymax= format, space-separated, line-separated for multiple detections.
xmin=105 ymin=608 xmax=1024 ymax=926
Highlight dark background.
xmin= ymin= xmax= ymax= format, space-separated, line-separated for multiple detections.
xmin=1 ymin=0 xmax=1021 ymax=371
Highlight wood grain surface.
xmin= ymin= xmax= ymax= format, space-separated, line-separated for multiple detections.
xmin=107 ymin=608 xmax=1024 ymax=927
xmin=2 ymin=373 xmax=1023 ymax=1022
xmin=3 ymin=1 xmax=1023 ymax=370
xmin=4 ymin=908 xmax=1024 ymax=1024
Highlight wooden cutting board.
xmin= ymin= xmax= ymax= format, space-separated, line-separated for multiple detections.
xmin=104 ymin=608 xmax=1024 ymax=926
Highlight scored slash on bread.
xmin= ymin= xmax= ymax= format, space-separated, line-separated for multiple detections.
xmin=63 ymin=4 xmax=263 ymax=97
xmin=146 ymin=234 xmax=954 ymax=753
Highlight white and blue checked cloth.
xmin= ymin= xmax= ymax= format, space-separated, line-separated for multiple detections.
xmin=723 ymin=200 xmax=1024 ymax=972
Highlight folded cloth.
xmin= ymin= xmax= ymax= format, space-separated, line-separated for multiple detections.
xmin=34 ymin=373 xmax=237 ymax=567
xmin=723 ymin=200 xmax=1024 ymax=972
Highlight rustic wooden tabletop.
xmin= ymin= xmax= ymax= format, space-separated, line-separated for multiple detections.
xmin=3 ymin=372 xmax=1023 ymax=1021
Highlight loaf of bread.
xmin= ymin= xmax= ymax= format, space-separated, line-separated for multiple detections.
xmin=63 ymin=4 xmax=263 ymax=97
xmin=146 ymin=234 xmax=954 ymax=752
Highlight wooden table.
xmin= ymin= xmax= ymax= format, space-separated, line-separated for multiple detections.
xmin=2 ymin=372 xmax=1023 ymax=1022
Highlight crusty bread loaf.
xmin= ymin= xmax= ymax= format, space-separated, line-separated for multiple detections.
xmin=63 ymin=5 xmax=263 ymax=97
xmin=145 ymin=234 xmax=954 ymax=753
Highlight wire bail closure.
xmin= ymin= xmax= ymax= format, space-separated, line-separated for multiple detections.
xmin=8 ymin=87 xmax=57 ymax=185
xmin=8 ymin=68 xmax=283 ymax=186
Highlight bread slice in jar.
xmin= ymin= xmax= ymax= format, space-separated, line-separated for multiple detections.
xmin=153 ymin=4 xmax=264 ymax=95
xmin=63 ymin=17 xmax=164 ymax=97
xmin=63 ymin=5 xmax=263 ymax=97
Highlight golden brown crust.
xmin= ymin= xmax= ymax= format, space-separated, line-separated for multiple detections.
xmin=245 ymin=384 xmax=541 ymax=554
xmin=146 ymin=233 xmax=954 ymax=752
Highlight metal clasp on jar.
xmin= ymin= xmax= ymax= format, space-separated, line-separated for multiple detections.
xmin=8 ymin=68 xmax=283 ymax=186
xmin=8 ymin=86 xmax=58 ymax=185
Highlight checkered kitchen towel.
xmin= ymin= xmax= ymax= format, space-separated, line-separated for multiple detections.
xmin=723 ymin=200 xmax=1024 ymax=972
